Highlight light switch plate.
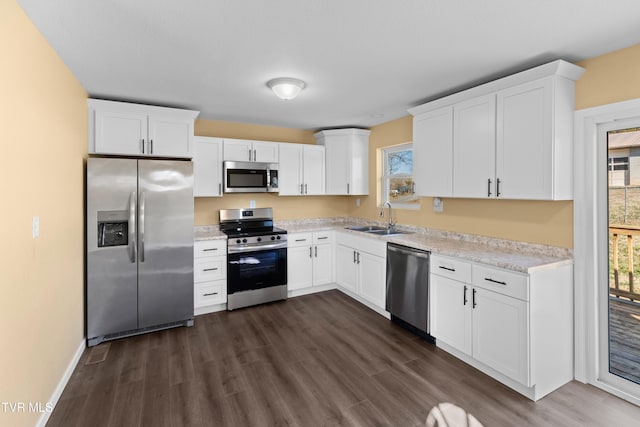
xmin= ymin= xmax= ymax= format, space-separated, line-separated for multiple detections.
xmin=433 ymin=197 xmax=443 ymax=213
xmin=32 ymin=216 xmax=39 ymax=238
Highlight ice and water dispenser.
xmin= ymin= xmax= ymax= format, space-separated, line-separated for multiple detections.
xmin=97 ymin=211 xmax=128 ymax=247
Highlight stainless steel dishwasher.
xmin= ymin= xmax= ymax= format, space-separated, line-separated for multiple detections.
xmin=386 ymin=243 xmax=434 ymax=342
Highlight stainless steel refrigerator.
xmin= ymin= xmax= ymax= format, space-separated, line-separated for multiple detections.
xmin=87 ymin=157 xmax=194 ymax=347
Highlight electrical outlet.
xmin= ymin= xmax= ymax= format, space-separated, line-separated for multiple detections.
xmin=249 ymin=199 xmax=256 ymax=208
xmin=356 ymin=198 xmax=361 ymax=207
xmin=433 ymin=197 xmax=443 ymax=213
xmin=32 ymin=216 xmax=40 ymax=238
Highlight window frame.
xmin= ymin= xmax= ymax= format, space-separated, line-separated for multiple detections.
xmin=381 ymin=142 xmax=419 ymax=210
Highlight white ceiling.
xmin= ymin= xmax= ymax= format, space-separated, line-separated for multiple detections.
xmin=16 ymin=0 xmax=640 ymax=130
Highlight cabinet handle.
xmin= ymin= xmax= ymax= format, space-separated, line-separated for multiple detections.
xmin=484 ymin=277 xmax=507 ymax=286
xmin=219 ymin=183 xmax=222 ymax=195
xmin=439 ymin=265 xmax=455 ymax=272
xmin=149 ymin=139 xmax=153 ymax=154
xmin=203 ymin=292 xmax=219 ymax=296
xmin=347 ymin=183 xmax=350 ymax=194
xmin=314 ymin=246 xmax=318 ymax=257
xmin=203 ymin=248 xmax=218 ymax=252
xmin=487 ymin=178 xmax=492 ymax=197
xmin=295 ymin=238 xmax=307 ymax=242
xmin=305 ymin=184 xmax=308 ymax=194
xmin=357 ymin=252 xmax=360 ymax=264
xmin=317 ymin=236 xmax=328 ymax=240
xmin=254 ymin=149 xmax=257 ymax=162
xmin=249 ymin=149 xmax=252 ymax=161
xmin=463 ymin=285 xmax=468 ymax=306
xmin=472 ymin=288 xmax=477 ymax=308
xmin=300 ymin=184 xmax=304 ymax=194
xmin=203 ymin=267 xmax=218 ymax=272
xmin=141 ymin=139 xmax=145 ymax=154
xmin=309 ymin=246 xmax=313 ymax=258
xmin=353 ymin=250 xmax=357 ymax=263
xmin=496 ymin=178 xmax=501 ymax=197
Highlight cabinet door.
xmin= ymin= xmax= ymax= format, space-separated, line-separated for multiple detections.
xmin=193 ymin=137 xmax=223 ymax=197
xmin=148 ymin=116 xmax=193 ymax=158
xmin=313 ymin=243 xmax=334 ymax=286
xmin=431 ymin=275 xmax=472 ymax=355
xmin=453 ymin=94 xmax=496 ymax=198
xmin=413 ymin=107 xmax=453 ymax=197
xmin=496 ymin=78 xmax=553 ymax=199
xmin=358 ymin=252 xmax=386 ymax=309
xmin=288 ymin=245 xmax=314 ymax=290
xmin=472 ymin=287 xmax=529 ymax=385
xmin=278 ymin=144 xmax=303 ymax=195
xmin=253 ymin=141 xmax=279 ymax=163
xmin=303 ymin=145 xmax=325 ymax=195
xmin=223 ymin=140 xmax=253 ymax=161
xmin=94 ymin=110 xmax=147 ymax=155
xmin=336 ymin=244 xmax=358 ymax=292
xmin=349 ymin=138 xmax=369 ymax=195
xmin=324 ymin=141 xmax=350 ymax=195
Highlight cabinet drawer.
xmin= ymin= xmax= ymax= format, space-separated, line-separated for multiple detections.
xmin=431 ymin=254 xmax=472 ymax=283
xmin=313 ymin=231 xmax=333 ymax=244
xmin=472 ymin=264 xmax=529 ymax=301
xmin=288 ymin=233 xmax=313 ymax=248
xmin=194 ymin=240 xmax=226 ymax=258
xmin=195 ymin=280 xmax=226 ymax=307
xmin=194 ymin=257 xmax=226 ymax=283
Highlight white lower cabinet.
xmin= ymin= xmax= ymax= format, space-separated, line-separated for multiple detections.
xmin=335 ymin=232 xmax=387 ymax=313
xmin=430 ymin=253 xmax=572 ymax=401
xmin=287 ymin=231 xmax=335 ymax=294
xmin=194 ymin=239 xmax=227 ymax=314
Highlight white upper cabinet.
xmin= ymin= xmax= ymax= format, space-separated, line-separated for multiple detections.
xmin=413 ymin=107 xmax=453 ymax=197
xmin=496 ymin=76 xmax=574 ymax=199
xmin=315 ymin=128 xmax=370 ymax=195
xmin=278 ymin=143 xmax=325 ymax=196
xmin=409 ymin=60 xmax=584 ymax=200
xmin=193 ymin=136 xmax=223 ymax=197
xmin=223 ymin=139 xmax=279 ymax=163
xmin=453 ymin=94 xmax=497 ymax=198
xmin=88 ymin=99 xmax=199 ymax=158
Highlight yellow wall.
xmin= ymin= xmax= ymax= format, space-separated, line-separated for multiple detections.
xmin=347 ymin=117 xmax=574 ymax=247
xmin=0 ymin=2 xmax=87 ymax=426
xmin=576 ymin=44 xmax=640 ymax=110
xmin=194 ymin=119 xmax=349 ymax=224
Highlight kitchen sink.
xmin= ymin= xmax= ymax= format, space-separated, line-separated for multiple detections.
xmin=345 ymin=225 xmax=412 ymax=236
xmin=345 ymin=225 xmax=388 ymax=232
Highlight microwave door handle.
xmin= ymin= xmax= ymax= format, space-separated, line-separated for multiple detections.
xmin=139 ymin=191 xmax=145 ymax=262
xmin=128 ymin=191 xmax=137 ymax=263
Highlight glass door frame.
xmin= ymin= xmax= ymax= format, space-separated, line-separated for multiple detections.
xmin=597 ymin=119 xmax=640 ymax=401
xmin=574 ymin=99 xmax=640 ymax=407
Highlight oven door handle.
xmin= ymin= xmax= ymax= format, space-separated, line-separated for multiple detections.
xmin=228 ymin=242 xmax=288 ymax=254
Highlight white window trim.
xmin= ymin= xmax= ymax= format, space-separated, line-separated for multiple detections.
xmin=574 ymin=97 xmax=640 ymax=406
xmin=381 ymin=142 xmax=420 ymax=210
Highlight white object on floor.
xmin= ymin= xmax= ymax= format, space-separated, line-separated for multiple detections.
xmin=426 ymin=402 xmax=484 ymax=427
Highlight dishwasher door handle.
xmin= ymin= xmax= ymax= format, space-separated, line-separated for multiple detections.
xmin=387 ymin=244 xmax=430 ymax=259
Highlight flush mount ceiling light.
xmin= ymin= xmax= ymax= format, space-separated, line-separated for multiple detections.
xmin=267 ymin=77 xmax=306 ymax=100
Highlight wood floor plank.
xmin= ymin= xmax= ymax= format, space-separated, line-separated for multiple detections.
xmin=47 ymin=289 xmax=640 ymax=427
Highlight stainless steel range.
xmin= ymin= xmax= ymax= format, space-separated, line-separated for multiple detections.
xmin=219 ymin=208 xmax=288 ymax=310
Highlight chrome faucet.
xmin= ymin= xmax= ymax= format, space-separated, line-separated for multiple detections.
xmin=381 ymin=200 xmax=395 ymax=230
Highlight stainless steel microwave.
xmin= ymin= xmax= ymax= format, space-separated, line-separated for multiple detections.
xmin=223 ymin=161 xmax=279 ymax=193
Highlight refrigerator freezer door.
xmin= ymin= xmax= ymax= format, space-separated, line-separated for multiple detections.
xmin=137 ymin=160 xmax=194 ymax=328
xmin=87 ymin=157 xmax=139 ymax=340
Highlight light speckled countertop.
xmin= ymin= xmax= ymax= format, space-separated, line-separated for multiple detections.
xmin=195 ymin=217 xmax=572 ymax=273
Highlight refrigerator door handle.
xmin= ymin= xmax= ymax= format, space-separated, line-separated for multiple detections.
xmin=128 ymin=191 xmax=137 ymax=263
xmin=139 ymin=191 xmax=146 ymax=262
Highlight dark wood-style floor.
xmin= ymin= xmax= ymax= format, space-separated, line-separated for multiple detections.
xmin=48 ymin=290 xmax=640 ymax=427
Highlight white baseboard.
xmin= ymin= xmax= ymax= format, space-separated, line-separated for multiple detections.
xmin=37 ymin=339 xmax=85 ymax=427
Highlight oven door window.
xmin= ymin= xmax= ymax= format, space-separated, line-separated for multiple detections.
xmin=227 ymin=169 xmax=267 ymax=189
xmin=227 ymin=248 xmax=287 ymax=293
